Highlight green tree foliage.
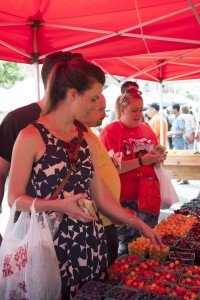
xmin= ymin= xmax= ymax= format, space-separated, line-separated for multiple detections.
xmin=0 ymin=61 xmax=25 ymax=89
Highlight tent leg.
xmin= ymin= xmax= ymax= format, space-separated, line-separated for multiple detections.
xmin=33 ymin=62 xmax=40 ymax=101
xmin=158 ymin=82 xmax=164 ymax=146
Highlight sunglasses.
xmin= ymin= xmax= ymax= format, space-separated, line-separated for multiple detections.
xmin=120 ymin=88 xmax=142 ymax=106
xmin=66 ymin=143 xmax=80 ymax=173
xmin=126 ymin=88 xmax=142 ymax=96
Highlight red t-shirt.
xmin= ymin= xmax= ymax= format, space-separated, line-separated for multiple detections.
xmin=100 ymin=121 xmax=158 ymax=201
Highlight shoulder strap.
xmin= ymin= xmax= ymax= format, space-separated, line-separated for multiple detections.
xmin=74 ymin=119 xmax=88 ymax=132
xmin=50 ymin=126 xmax=83 ymax=200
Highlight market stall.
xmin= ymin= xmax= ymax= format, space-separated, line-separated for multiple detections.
xmin=164 ymin=150 xmax=200 ymax=180
xmin=72 ymin=194 xmax=200 ymax=299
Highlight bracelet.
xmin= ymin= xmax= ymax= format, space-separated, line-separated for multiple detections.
xmin=138 ymin=156 xmax=143 ymax=166
xmin=127 ymin=217 xmax=136 ymax=226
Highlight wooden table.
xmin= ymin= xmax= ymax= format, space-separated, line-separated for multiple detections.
xmin=164 ymin=150 xmax=200 ymax=180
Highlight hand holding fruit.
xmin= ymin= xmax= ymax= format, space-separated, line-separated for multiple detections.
xmin=137 ymin=220 xmax=163 ymax=250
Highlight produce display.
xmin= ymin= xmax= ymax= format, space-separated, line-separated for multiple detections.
xmin=127 ymin=259 xmax=160 ymax=278
xmin=153 ymin=270 xmax=180 ymax=284
xmin=169 ymin=251 xmax=195 ymax=264
xmin=169 ymin=285 xmax=199 ymax=299
xmin=73 ymin=195 xmax=200 ymax=300
xmin=73 ymin=281 xmax=112 ymax=299
xmin=159 ymin=260 xmax=185 ymax=271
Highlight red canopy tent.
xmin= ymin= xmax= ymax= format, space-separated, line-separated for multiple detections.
xmin=1 ymin=0 xmax=200 ymax=146
xmin=0 ymin=1 xmax=200 ymax=65
xmin=94 ymin=48 xmax=200 ymax=83
xmin=0 ymin=0 xmax=200 ymax=97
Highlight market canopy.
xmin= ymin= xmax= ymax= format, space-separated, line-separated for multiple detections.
xmin=0 ymin=0 xmax=200 ymax=84
xmin=94 ymin=48 xmax=200 ymax=82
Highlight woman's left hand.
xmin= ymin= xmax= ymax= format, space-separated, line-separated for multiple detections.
xmin=141 ymin=152 xmax=167 ymax=165
xmin=155 ymin=151 xmax=167 ymax=164
xmin=139 ymin=222 xmax=163 ymax=249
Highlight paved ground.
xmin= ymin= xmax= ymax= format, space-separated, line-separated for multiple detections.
xmin=0 ymin=179 xmax=200 ymax=237
xmin=158 ymin=179 xmax=200 ymax=223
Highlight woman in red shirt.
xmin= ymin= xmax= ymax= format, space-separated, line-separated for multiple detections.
xmin=100 ymin=88 xmax=167 ymax=255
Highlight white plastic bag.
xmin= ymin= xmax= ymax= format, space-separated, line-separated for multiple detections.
xmin=0 ymin=200 xmax=61 ymax=300
xmin=154 ymin=164 xmax=179 ymax=209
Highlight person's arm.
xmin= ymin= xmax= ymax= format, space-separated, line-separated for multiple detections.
xmin=119 ymin=152 xmax=165 ymax=174
xmin=7 ymin=125 xmax=97 ymax=222
xmin=0 ymin=157 xmax=10 ymax=205
xmin=0 ymin=113 xmax=17 ymax=205
xmin=168 ymin=117 xmax=185 ymax=137
xmin=149 ymin=118 xmax=160 ymax=141
xmin=86 ymin=133 xmax=163 ymax=249
xmin=100 ymin=126 xmax=166 ymax=174
xmin=167 ymin=130 xmax=185 ymax=137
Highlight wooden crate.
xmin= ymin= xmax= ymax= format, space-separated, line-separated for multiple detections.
xmin=164 ymin=150 xmax=200 ymax=180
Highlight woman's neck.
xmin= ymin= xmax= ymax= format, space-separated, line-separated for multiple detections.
xmin=40 ymin=109 xmax=77 ymax=142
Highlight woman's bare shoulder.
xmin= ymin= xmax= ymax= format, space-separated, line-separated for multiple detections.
xmin=18 ymin=124 xmax=39 ymax=138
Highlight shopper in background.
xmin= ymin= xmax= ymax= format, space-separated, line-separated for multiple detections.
xmin=167 ymin=103 xmax=187 ymax=184
xmin=147 ymin=102 xmax=168 ymax=148
xmin=100 ymin=87 xmax=166 ymax=255
xmin=87 ymin=94 xmax=107 ymax=136
xmin=8 ymin=58 xmax=162 ymax=298
xmin=120 ymin=81 xmax=139 ymax=94
xmin=107 ymin=81 xmax=140 ymax=124
xmin=165 ymin=107 xmax=174 ymax=149
xmin=167 ymin=103 xmax=185 ymax=150
xmin=181 ymin=105 xmax=196 ymax=150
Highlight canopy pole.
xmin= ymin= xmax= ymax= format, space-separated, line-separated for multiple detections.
xmin=33 ymin=60 xmax=40 ymax=101
xmin=194 ymin=105 xmax=200 ymax=150
xmin=158 ymin=64 xmax=164 ymax=147
xmin=31 ymin=21 xmax=41 ymax=101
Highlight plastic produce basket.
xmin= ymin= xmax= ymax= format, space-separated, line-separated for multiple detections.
xmin=103 ymin=285 xmax=138 ymax=299
xmin=182 ymin=265 xmax=200 ymax=276
xmin=72 ymin=294 xmax=102 ymax=300
xmin=107 ymin=261 xmax=133 ymax=285
xmin=116 ymin=254 xmax=141 ymax=265
xmin=128 ymin=245 xmax=148 ymax=259
xmin=179 ymin=273 xmax=200 ymax=288
xmin=161 ymin=234 xmax=180 ymax=249
xmin=143 ymin=281 xmax=174 ymax=296
xmin=148 ymin=246 xmax=170 ymax=263
xmin=191 ymin=243 xmax=200 ymax=264
xmin=168 ymin=284 xmax=200 ymax=299
xmin=121 ymin=274 xmax=149 ymax=290
xmin=159 ymin=260 xmax=185 ymax=272
xmin=133 ymin=291 xmax=179 ymax=300
xmin=75 ymin=281 xmax=112 ymax=299
xmin=172 ymin=237 xmax=195 ymax=252
xmin=169 ymin=251 xmax=195 ymax=265
xmin=153 ymin=269 xmax=180 ymax=284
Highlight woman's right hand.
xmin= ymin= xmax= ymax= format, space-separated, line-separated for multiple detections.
xmin=59 ymin=192 xmax=98 ymax=222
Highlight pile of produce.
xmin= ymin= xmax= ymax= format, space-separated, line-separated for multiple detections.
xmin=73 ymin=196 xmax=200 ymax=299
